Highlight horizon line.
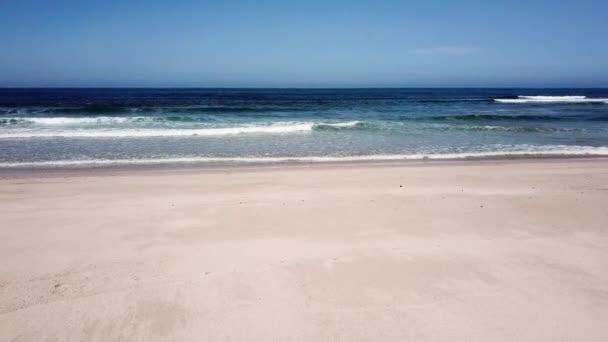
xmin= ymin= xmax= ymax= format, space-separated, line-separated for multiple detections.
xmin=2 ymin=86 xmax=608 ymax=90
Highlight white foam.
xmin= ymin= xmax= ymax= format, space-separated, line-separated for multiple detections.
xmin=0 ymin=122 xmax=316 ymax=138
xmin=2 ymin=117 xmax=364 ymax=128
xmin=495 ymin=96 xmax=608 ymax=103
xmin=2 ymin=146 xmax=607 ymax=168
xmin=0 ymin=120 xmax=369 ymax=138
xmin=319 ymin=121 xmax=361 ymax=128
xmin=519 ymin=96 xmax=587 ymax=100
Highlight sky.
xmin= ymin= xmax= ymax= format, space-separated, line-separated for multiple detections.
xmin=1 ymin=0 xmax=607 ymax=88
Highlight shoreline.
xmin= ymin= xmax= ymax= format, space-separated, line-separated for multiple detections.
xmin=1 ymin=154 xmax=607 ymax=178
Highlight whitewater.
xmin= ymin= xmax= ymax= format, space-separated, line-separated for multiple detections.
xmin=495 ymin=95 xmax=608 ymax=103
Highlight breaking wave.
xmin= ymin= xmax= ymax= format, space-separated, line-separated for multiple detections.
xmin=494 ymin=96 xmax=608 ymax=104
xmin=423 ymin=114 xmax=608 ymax=122
xmin=0 ymin=121 xmax=367 ymax=138
xmin=0 ymin=116 xmax=364 ymax=126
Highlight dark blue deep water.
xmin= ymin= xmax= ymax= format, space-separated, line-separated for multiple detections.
xmin=1 ymin=88 xmax=608 ymax=167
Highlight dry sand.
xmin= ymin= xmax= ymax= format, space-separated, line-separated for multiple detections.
xmin=1 ymin=159 xmax=608 ymax=341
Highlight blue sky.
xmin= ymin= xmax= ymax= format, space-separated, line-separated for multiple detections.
xmin=1 ymin=0 xmax=607 ymax=87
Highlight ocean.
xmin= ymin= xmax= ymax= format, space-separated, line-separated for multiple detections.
xmin=1 ymin=88 xmax=608 ymax=168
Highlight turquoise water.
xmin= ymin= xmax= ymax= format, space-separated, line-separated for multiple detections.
xmin=1 ymin=88 xmax=608 ymax=167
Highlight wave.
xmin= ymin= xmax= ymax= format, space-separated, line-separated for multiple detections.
xmin=2 ymin=145 xmax=607 ymax=168
xmin=0 ymin=116 xmax=209 ymax=125
xmin=0 ymin=119 xmax=588 ymax=137
xmin=0 ymin=117 xmax=363 ymax=127
xmin=0 ymin=116 xmax=136 ymax=125
xmin=519 ymin=96 xmax=586 ymax=100
xmin=313 ymin=121 xmax=364 ymax=130
xmin=3 ymin=111 xmax=607 ymax=128
xmin=424 ymin=114 xmax=608 ymax=122
xmin=0 ymin=121 xmax=367 ymax=138
xmin=495 ymin=96 xmax=608 ymax=104
xmin=0 ymin=122 xmax=312 ymax=138
xmin=433 ymin=124 xmax=560 ymax=133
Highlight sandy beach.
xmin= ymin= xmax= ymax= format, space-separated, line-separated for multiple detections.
xmin=1 ymin=159 xmax=608 ymax=341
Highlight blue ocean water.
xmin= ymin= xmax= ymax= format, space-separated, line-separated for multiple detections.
xmin=1 ymin=88 xmax=608 ymax=167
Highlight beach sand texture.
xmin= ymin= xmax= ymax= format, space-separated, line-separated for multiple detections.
xmin=1 ymin=159 xmax=608 ymax=341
